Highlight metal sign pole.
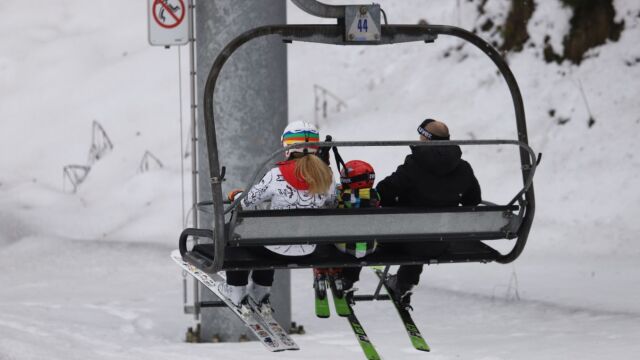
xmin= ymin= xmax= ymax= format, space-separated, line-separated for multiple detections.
xmin=188 ymin=0 xmax=200 ymax=323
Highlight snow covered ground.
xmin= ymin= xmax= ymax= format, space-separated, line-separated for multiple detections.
xmin=1 ymin=0 xmax=639 ymax=359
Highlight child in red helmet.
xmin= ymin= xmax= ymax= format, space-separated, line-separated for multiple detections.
xmin=314 ymin=160 xmax=380 ymax=310
xmin=335 ymin=160 xmax=380 ymax=257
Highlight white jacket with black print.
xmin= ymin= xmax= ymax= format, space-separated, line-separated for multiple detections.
xmin=239 ymin=165 xmax=336 ymax=256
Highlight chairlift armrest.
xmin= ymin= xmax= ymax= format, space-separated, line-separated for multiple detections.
xmin=179 ymin=228 xmax=214 ymax=257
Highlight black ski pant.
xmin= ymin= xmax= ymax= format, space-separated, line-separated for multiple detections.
xmin=225 ymin=246 xmax=292 ymax=287
xmin=397 ymin=265 xmax=423 ymax=286
xmin=331 ymin=264 xmax=423 ymax=286
xmin=340 ymin=266 xmax=363 ymax=284
xmin=384 ymin=242 xmax=449 ymax=286
xmin=226 ymin=269 xmax=274 ymax=287
xmin=330 ymin=263 xmax=422 ymax=286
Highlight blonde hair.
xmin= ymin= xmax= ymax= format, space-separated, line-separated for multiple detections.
xmin=294 ymin=154 xmax=333 ymax=194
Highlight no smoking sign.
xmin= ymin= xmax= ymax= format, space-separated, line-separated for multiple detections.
xmin=148 ymin=0 xmax=189 ymax=46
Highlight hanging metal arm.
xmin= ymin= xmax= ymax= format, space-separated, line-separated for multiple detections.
xmin=428 ymin=25 xmax=536 ymax=264
xmin=291 ymin=0 xmax=345 ymax=18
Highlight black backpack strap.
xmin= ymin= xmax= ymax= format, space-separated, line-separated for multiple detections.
xmin=331 ymin=141 xmax=347 ymax=175
xmin=317 ymin=135 xmax=332 ymax=165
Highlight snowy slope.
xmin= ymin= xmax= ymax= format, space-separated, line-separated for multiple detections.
xmin=1 ymin=0 xmax=640 ymax=359
xmin=0 ymin=0 xmax=185 ymax=244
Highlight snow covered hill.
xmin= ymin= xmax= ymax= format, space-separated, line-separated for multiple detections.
xmin=1 ymin=1 xmax=639 ymax=359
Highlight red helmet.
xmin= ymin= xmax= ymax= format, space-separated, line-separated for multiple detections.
xmin=340 ymin=160 xmax=375 ymax=190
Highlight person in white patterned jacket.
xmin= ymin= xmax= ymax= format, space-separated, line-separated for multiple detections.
xmin=218 ymin=121 xmax=336 ymax=315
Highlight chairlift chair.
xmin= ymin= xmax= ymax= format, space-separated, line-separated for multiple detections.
xmin=178 ymin=0 xmax=539 ymax=275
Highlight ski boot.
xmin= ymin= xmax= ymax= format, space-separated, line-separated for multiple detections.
xmin=341 ymin=278 xmax=357 ymax=306
xmin=218 ymin=283 xmax=252 ymax=317
xmin=327 ymin=270 xmax=353 ymax=316
xmin=385 ymin=274 xmax=414 ymax=310
xmin=313 ymin=268 xmax=330 ymax=318
xmin=248 ymin=282 xmax=273 ymax=317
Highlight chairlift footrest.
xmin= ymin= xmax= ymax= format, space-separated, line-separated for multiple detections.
xmin=188 ymin=241 xmax=501 ymax=272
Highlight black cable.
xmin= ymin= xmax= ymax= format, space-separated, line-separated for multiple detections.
xmin=380 ymin=8 xmax=389 ymax=25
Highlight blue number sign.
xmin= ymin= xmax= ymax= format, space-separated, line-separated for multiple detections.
xmin=357 ymin=19 xmax=369 ymax=32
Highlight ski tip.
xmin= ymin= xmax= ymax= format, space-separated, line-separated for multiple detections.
xmin=412 ymin=340 xmax=431 ymax=352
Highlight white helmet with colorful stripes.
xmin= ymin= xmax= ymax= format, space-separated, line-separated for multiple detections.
xmin=281 ymin=121 xmax=320 ymax=158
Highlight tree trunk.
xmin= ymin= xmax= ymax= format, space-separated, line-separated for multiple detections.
xmin=561 ymin=0 xmax=624 ymax=64
xmin=501 ymin=0 xmax=536 ymax=52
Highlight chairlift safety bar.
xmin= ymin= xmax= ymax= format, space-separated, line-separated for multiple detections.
xmin=228 ymin=139 xmax=537 ymax=214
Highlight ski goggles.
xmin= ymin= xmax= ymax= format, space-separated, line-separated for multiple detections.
xmin=282 ymin=130 xmax=320 ymax=145
xmin=283 ymin=131 xmax=320 ymax=157
xmin=417 ymin=118 xmax=450 ymax=140
xmin=340 ymin=172 xmax=375 ymax=186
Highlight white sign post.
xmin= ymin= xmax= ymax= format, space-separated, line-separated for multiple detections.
xmin=148 ymin=0 xmax=189 ymax=46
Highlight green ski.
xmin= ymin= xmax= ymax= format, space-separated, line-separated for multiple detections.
xmin=374 ymin=270 xmax=430 ymax=352
xmin=314 ymin=271 xmax=330 ymax=318
xmin=328 ymin=276 xmax=352 ymax=316
xmin=345 ymin=305 xmax=382 ymax=360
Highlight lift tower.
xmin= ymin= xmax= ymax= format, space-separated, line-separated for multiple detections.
xmin=195 ymin=0 xmax=290 ymax=342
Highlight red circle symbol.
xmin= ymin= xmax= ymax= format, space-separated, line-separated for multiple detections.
xmin=152 ymin=0 xmax=186 ymax=29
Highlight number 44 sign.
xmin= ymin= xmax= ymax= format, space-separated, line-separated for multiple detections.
xmin=148 ymin=0 xmax=190 ymax=46
xmin=346 ymin=5 xmax=381 ymax=42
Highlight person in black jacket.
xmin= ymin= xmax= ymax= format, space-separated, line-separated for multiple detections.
xmin=376 ymin=118 xmax=481 ymax=307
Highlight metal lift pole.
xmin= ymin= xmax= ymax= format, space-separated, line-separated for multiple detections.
xmin=194 ymin=0 xmax=290 ymax=343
